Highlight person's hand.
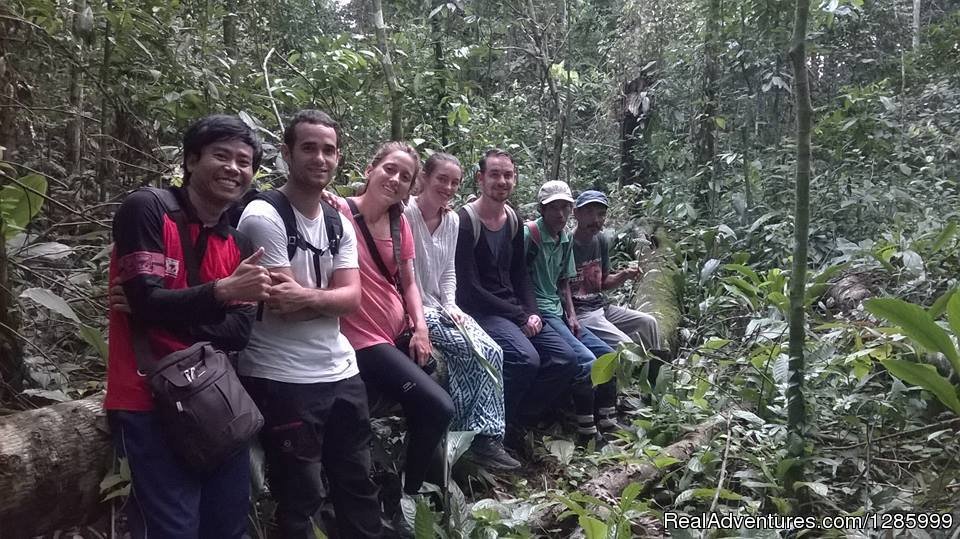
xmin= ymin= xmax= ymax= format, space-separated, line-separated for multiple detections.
xmin=446 ymin=306 xmax=465 ymax=326
xmin=566 ymin=313 xmax=581 ymax=338
xmin=521 ymin=314 xmax=543 ymax=337
xmin=109 ymin=276 xmax=130 ymax=313
xmin=622 ymin=266 xmax=641 ymax=281
xmin=320 ymin=189 xmax=342 ymax=208
xmin=265 ymin=271 xmax=308 ymax=315
xmin=214 ymin=248 xmax=271 ymax=303
xmin=408 ymin=327 xmax=433 ymax=366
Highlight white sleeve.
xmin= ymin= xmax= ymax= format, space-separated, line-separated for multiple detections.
xmin=332 ymin=213 xmax=359 ymax=271
xmin=237 ymin=200 xmax=290 ymax=268
xmin=439 ymin=211 xmax=459 ymax=308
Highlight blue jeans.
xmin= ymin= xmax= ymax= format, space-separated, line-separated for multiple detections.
xmin=542 ymin=315 xmax=613 ymax=381
xmin=542 ymin=315 xmax=616 ymax=422
xmin=108 ymin=411 xmax=250 ymax=539
xmin=475 ymin=315 xmax=578 ymax=426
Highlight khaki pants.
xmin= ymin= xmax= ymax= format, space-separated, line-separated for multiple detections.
xmin=577 ymin=305 xmax=661 ymax=351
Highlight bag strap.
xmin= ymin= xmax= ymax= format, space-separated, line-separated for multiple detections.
xmin=131 ymin=188 xmax=204 ymax=373
xmin=346 ymin=198 xmax=405 ymax=297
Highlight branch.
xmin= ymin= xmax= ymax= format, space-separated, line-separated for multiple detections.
xmin=262 ymin=48 xmax=284 ymax=133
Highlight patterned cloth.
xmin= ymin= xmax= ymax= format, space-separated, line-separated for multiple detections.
xmin=424 ymin=307 xmax=506 ymax=437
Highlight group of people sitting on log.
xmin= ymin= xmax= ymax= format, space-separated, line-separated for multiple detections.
xmin=103 ymin=111 xmax=667 ymax=538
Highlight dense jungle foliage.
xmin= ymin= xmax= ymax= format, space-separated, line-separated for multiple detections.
xmin=1 ymin=0 xmax=959 ymax=536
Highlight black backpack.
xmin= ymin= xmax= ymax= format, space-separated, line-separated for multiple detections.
xmin=228 ymin=189 xmax=343 ymax=277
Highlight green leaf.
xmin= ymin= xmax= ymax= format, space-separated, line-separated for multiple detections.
xmin=579 ymin=515 xmax=608 ymax=539
xmin=413 ymin=498 xmax=436 ymax=539
xmin=546 ymin=439 xmax=575 ymax=466
xmin=446 ymin=430 xmax=476 ymax=466
xmin=619 ymin=482 xmax=642 ymax=512
xmin=1 ymin=174 xmax=47 ymax=239
xmin=795 ymin=481 xmax=829 ymax=497
xmin=78 ymin=324 xmax=108 ymax=361
xmin=20 ymin=287 xmax=80 ymax=323
xmin=880 ymin=359 xmax=960 ymax=415
xmin=932 ymin=222 xmax=958 ymax=253
xmin=591 ymin=351 xmax=618 ymax=386
xmin=653 ymin=456 xmax=681 ymax=468
xmin=947 ymin=294 xmax=960 ymax=355
xmin=930 ymin=288 xmax=957 ymax=320
xmin=865 ymin=298 xmax=960 ymax=374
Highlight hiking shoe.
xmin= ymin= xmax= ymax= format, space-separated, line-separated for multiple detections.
xmin=468 ymin=435 xmax=522 ymax=470
xmin=576 ymin=430 xmax=604 ymax=449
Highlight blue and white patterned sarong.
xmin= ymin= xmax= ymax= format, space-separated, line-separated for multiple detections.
xmin=424 ymin=307 xmax=506 ymax=437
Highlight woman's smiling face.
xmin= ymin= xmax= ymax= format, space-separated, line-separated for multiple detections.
xmin=365 ymin=150 xmax=417 ymax=205
xmin=421 ymin=160 xmax=462 ymax=207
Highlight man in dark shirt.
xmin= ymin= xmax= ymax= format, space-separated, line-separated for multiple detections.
xmin=105 ymin=115 xmax=272 ymax=538
xmin=571 ymin=190 xmax=663 ymax=404
xmin=455 ymin=149 xmax=578 ymax=447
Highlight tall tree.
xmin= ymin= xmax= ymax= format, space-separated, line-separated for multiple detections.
xmin=372 ymin=0 xmax=403 ymax=141
xmin=786 ymin=0 xmax=813 ymax=505
xmin=695 ymin=0 xmax=721 ymax=216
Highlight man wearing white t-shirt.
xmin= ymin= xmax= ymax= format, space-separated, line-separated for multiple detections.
xmin=237 ymin=110 xmax=381 ymax=538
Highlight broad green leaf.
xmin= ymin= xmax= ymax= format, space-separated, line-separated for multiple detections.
xmin=932 ymin=222 xmax=958 ymax=253
xmin=579 ymin=516 xmax=608 ymax=539
xmin=413 ymin=498 xmax=435 ymax=539
xmin=546 ymin=439 xmax=575 ymax=466
xmin=591 ymin=351 xmax=618 ymax=386
xmin=947 ymin=294 xmax=960 ymax=358
xmin=795 ymin=481 xmax=829 ymax=497
xmin=722 ymin=263 xmax=759 ymax=283
xmin=702 ymin=338 xmax=731 ymax=350
xmin=930 ymin=288 xmax=957 ymax=320
xmin=446 ymin=430 xmax=477 ymax=466
xmin=79 ymin=324 xmax=108 ymax=361
xmin=619 ymin=482 xmax=642 ymax=511
xmin=880 ymin=359 xmax=960 ymax=415
xmin=20 ymin=287 xmax=80 ymax=323
xmin=865 ymin=298 xmax=960 ymax=373
xmin=1 ymin=174 xmax=47 ymax=239
xmin=653 ymin=456 xmax=681 ymax=468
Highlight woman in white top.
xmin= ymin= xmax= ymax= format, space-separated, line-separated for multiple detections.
xmin=404 ymin=152 xmax=519 ymax=470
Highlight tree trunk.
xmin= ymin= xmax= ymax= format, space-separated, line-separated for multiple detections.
xmin=372 ymin=0 xmax=403 ymax=141
xmin=785 ymin=0 xmax=813 ymax=504
xmin=0 ymin=227 xmax=24 ymax=399
xmin=96 ymin=0 xmax=114 ymax=202
xmin=431 ymin=6 xmax=448 ymax=146
xmin=912 ymin=0 xmax=921 ymax=51
xmin=695 ymin=0 xmax=721 ymax=216
xmin=0 ymin=395 xmax=112 ymax=537
xmin=65 ymin=0 xmax=89 ymax=174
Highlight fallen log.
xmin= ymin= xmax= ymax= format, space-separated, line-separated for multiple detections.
xmin=531 ymin=415 xmax=725 ymax=535
xmin=0 ymin=394 xmax=110 ymax=538
xmin=633 ymin=245 xmax=681 ymax=352
xmin=582 ymin=415 xmax=725 ymax=504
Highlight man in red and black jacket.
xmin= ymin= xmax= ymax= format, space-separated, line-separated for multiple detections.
xmin=105 ymin=115 xmax=271 ymax=538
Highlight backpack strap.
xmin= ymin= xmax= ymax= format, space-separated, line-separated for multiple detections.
xmin=525 ymin=221 xmax=541 ymax=266
xmin=464 ymin=201 xmax=520 ymax=248
xmin=253 ymin=190 xmax=299 ymax=261
xmin=320 ymin=198 xmax=342 ymax=257
xmin=463 ymin=201 xmax=482 ymax=248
